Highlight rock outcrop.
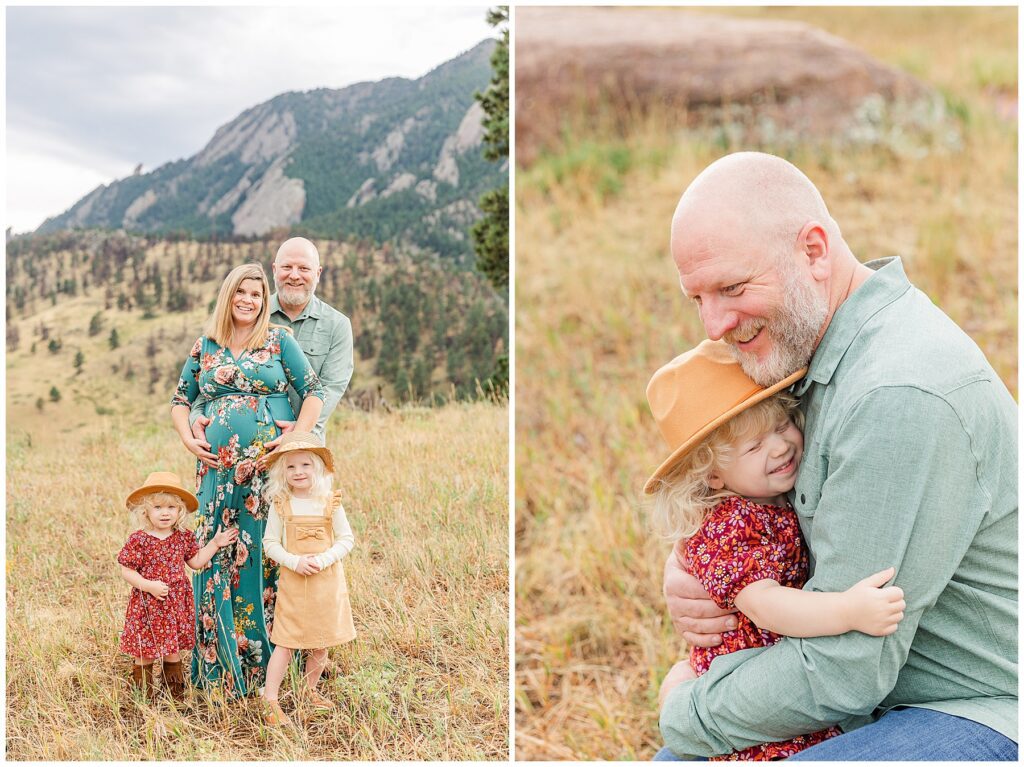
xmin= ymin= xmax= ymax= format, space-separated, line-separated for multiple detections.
xmin=516 ymin=8 xmax=939 ymax=164
xmin=231 ymin=159 xmax=305 ymax=236
xmin=433 ymin=102 xmax=486 ymax=186
xmin=197 ymin=106 xmax=296 ymax=168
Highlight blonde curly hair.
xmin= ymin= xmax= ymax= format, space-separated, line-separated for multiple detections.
xmin=648 ymin=392 xmax=804 ymax=541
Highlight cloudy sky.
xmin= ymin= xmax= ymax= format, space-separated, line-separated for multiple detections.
xmin=5 ymin=6 xmax=494 ymax=234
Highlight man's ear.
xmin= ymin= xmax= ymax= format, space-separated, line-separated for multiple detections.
xmin=707 ymin=473 xmax=725 ymax=491
xmin=799 ymin=221 xmax=830 ymax=281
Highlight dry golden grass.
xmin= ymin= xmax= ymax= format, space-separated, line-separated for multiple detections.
xmin=7 ymin=402 xmax=508 ymax=760
xmin=514 ymin=7 xmax=1016 ymax=760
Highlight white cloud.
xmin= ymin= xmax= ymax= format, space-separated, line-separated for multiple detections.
xmin=5 ymin=149 xmax=130 ymax=235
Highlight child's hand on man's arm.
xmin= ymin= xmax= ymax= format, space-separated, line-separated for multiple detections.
xmin=841 ymin=567 xmax=906 ymax=636
xmin=734 ymin=566 xmax=905 ymax=637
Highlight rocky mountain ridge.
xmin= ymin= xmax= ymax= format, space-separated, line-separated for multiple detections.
xmin=39 ymin=40 xmax=503 ymax=266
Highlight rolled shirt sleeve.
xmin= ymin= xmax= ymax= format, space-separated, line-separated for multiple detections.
xmin=661 ymin=386 xmax=989 ymax=756
xmin=312 ymin=315 xmax=353 ymax=437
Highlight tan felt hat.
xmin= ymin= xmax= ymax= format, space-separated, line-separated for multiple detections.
xmin=125 ymin=471 xmax=199 ymax=512
xmin=263 ymin=431 xmax=335 ymax=474
xmin=644 ymin=339 xmax=806 ymax=495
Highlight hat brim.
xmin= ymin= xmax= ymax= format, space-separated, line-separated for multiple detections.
xmin=263 ymin=444 xmax=335 ymax=474
xmin=643 ymin=365 xmax=807 ymax=495
xmin=125 ymin=485 xmax=199 ymax=512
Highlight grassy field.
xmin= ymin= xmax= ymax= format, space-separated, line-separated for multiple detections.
xmin=514 ymin=6 xmax=1016 ymax=760
xmin=7 ymin=389 xmax=508 ymax=756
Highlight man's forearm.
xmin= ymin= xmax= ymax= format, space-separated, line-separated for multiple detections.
xmin=660 ymin=629 xmax=904 ymax=756
xmin=188 ymin=395 xmax=208 ymax=427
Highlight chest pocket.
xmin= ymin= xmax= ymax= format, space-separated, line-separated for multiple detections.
xmin=300 ymin=329 xmax=331 ymax=374
xmin=794 ymin=439 xmax=828 ymax=522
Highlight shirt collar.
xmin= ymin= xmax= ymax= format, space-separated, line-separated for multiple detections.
xmin=270 ymin=292 xmax=323 ymax=321
xmin=791 ymin=257 xmax=912 ymax=396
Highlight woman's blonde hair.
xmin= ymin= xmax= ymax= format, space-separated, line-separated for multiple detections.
xmin=129 ymin=491 xmax=190 ymax=532
xmin=648 ymin=392 xmax=804 ymax=541
xmin=206 ymin=263 xmax=272 ymax=349
xmin=265 ymin=450 xmax=334 ymax=508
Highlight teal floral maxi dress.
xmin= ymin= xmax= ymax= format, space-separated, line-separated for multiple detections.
xmin=172 ymin=326 xmax=324 ymax=696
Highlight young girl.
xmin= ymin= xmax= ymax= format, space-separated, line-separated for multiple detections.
xmin=261 ymin=432 xmax=356 ymax=727
xmin=118 ymin=471 xmax=237 ymax=699
xmin=645 ymin=340 xmax=906 ymax=761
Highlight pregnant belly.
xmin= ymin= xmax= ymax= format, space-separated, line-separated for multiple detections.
xmin=205 ymin=394 xmax=293 ymax=450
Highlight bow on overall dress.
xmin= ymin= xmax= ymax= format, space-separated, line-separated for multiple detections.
xmin=271 ymin=492 xmax=356 ymax=650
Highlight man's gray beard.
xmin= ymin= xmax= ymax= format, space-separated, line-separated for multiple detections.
xmin=730 ymin=265 xmax=828 ymax=387
xmin=275 ymin=280 xmax=315 ymax=308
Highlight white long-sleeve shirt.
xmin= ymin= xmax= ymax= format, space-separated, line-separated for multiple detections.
xmin=262 ymin=496 xmax=354 ymax=572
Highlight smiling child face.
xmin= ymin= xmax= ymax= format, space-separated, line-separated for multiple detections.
xmin=709 ymin=418 xmax=804 ymax=505
xmin=283 ymin=451 xmax=317 ymax=495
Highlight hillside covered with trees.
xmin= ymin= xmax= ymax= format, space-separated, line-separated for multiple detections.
xmin=6 ymin=230 xmax=507 ymax=426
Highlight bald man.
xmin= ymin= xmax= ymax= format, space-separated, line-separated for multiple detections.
xmin=190 ymin=237 xmax=354 ymax=444
xmin=655 ymin=153 xmax=1017 ymax=760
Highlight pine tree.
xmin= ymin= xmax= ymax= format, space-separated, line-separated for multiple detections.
xmin=74 ymin=350 xmax=85 ymax=374
xmin=49 ymin=386 xmax=61 ymax=402
xmin=109 ymin=328 xmax=121 ymax=350
xmin=88 ymin=311 xmax=104 ymax=337
xmin=471 ymin=6 xmax=509 ymax=291
xmin=470 ymin=6 xmax=510 ymax=398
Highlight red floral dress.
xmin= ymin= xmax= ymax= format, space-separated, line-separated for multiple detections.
xmin=118 ymin=529 xmax=201 ymax=658
xmin=685 ymin=495 xmax=842 ymax=760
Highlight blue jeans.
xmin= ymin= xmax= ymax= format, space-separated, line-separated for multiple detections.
xmin=653 ymin=707 xmax=1018 ymax=761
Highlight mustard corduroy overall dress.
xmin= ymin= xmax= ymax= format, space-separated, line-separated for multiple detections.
xmin=270 ymin=492 xmax=356 ymax=650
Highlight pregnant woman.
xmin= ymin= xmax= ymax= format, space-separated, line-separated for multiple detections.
xmin=171 ymin=262 xmax=324 ymax=696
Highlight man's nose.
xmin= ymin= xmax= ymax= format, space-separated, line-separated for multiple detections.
xmin=700 ymin=301 xmax=739 ymax=341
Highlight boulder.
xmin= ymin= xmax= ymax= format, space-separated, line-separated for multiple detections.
xmin=516 ymin=8 xmax=938 ymax=165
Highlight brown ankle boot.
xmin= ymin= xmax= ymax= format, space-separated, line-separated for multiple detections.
xmin=163 ymin=660 xmax=185 ymax=700
xmin=131 ymin=663 xmax=155 ymax=698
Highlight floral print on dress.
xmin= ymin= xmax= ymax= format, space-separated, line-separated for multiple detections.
xmin=172 ymin=326 xmax=324 ymax=696
xmin=118 ymin=529 xmax=201 ymax=658
xmin=685 ymin=496 xmax=842 ymax=760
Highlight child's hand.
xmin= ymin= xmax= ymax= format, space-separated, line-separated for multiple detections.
xmin=146 ymin=580 xmax=170 ymax=601
xmin=213 ymin=527 xmax=238 ymax=548
xmin=844 ymin=567 xmax=905 ymax=636
xmin=295 ymin=555 xmax=322 ymax=576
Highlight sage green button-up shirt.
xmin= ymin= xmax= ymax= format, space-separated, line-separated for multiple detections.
xmin=661 ymin=257 xmax=1018 ymax=756
xmin=267 ymin=293 xmax=353 ymax=438
xmin=189 ymin=293 xmax=353 ymax=439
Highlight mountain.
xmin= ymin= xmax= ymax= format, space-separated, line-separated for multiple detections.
xmin=37 ymin=40 xmax=505 ymax=267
